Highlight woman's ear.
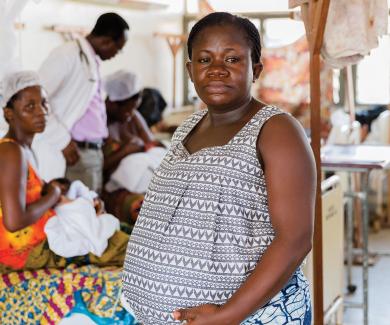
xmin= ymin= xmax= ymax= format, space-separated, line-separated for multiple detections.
xmin=186 ymin=61 xmax=194 ymax=82
xmin=252 ymin=62 xmax=263 ymax=83
xmin=3 ymin=107 xmax=13 ymax=123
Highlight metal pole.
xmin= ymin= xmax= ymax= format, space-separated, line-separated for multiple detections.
xmin=346 ymin=173 xmax=355 ymax=293
xmin=361 ymin=172 xmax=370 ymax=325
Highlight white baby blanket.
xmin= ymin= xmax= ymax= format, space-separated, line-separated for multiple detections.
xmin=45 ymin=197 xmax=119 ymax=258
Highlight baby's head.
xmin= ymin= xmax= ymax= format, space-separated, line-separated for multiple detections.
xmin=52 ymin=178 xmax=72 ymax=195
xmin=1 ymin=71 xmax=47 ymax=133
xmin=105 ymin=70 xmax=142 ymax=122
xmin=186 ymin=12 xmax=263 ymax=109
xmin=41 ymin=177 xmax=71 ymax=197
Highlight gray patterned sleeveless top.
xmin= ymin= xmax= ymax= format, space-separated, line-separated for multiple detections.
xmin=122 ymin=105 xmax=309 ymax=324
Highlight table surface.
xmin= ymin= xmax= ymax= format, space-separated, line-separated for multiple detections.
xmin=321 ymin=145 xmax=390 ymax=170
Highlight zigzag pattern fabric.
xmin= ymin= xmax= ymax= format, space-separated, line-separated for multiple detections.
xmin=122 ymin=106 xmax=311 ymax=324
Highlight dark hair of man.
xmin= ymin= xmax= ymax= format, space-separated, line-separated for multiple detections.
xmin=187 ymin=12 xmax=261 ymax=64
xmin=90 ymin=12 xmax=130 ymax=41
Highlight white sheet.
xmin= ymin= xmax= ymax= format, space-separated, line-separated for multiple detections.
xmin=106 ymin=147 xmax=166 ymax=193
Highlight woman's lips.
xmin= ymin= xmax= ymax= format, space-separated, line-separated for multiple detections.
xmin=34 ymin=120 xmax=46 ymax=128
xmin=205 ymin=82 xmax=230 ymax=94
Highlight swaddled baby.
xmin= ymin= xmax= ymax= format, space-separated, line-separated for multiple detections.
xmin=45 ymin=178 xmax=104 ymax=214
xmin=43 ymin=179 xmax=120 ymax=258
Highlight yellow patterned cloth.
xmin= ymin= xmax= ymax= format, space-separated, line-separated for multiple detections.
xmin=0 ymin=264 xmax=133 ymax=324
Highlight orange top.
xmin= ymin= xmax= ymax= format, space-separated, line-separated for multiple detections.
xmin=0 ymin=138 xmax=55 ymax=269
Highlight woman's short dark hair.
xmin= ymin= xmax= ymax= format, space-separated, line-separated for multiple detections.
xmin=187 ymin=12 xmax=261 ymax=64
xmin=91 ymin=12 xmax=129 ymax=41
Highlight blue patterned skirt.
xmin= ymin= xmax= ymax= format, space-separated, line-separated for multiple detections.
xmin=241 ymin=271 xmax=311 ymax=325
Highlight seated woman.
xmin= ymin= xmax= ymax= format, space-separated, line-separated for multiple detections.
xmin=102 ymin=70 xmax=166 ymax=224
xmin=0 ymin=71 xmax=128 ymax=274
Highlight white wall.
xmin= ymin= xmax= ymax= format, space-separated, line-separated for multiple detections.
xmin=18 ymin=0 xmax=185 ymax=107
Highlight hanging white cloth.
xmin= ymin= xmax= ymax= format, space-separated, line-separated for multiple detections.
xmin=0 ymin=0 xmax=27 ymax=134
xmin=0 ymin=0 xmax=39 ymax=136
xmin=289 ymin=0 xmax=389 ymax=69
xmin=322 ymin=0 xmax=388 ymax=68
xmin=0 ymin=0 xmax=29 ymax=78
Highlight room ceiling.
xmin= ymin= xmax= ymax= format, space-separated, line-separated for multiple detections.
xmin=68 ymin=0 xmax=169 ymax=10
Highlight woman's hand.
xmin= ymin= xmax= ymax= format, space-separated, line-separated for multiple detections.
xmin=94 ymin=198 xmax=105 ymax=215
xmin=104 ymin=136 xmax=144 ymax=172
xmin=173 ymin=304 xmax=233 ymax=325
xmin=123 ymin=136 xmax=144 ymax=154
xmin=56 ymin=195 xmax=72 ymax=206
xmin=62 ymin=140 xmax=80 ymax=166
xmin=45 ymin=181 xmax=62 ymax=203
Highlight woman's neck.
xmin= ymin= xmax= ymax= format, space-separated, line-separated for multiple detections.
xmin=206 ymin=97 xmax=258 ymax=127
xmin=5 ymin=129 xmax=34 ymax=147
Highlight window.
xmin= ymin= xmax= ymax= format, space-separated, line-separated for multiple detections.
xmin=263 ymin=18 xmax=305 ymax=48
xmin=356 ymin=35 xmax=390 ymax=105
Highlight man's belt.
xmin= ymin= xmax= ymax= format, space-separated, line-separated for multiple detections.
xmin=75 ymin=140 xmax=103 ymax=150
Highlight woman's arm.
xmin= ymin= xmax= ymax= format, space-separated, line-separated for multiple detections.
xmin=131 ymin=110 xmax=155 ymax=144
xmin=174 ymin=114 xmax=316 ymax=325
xmin=0 ymin=142 xmax=61 ymax=232
xmin=103 ymin=137 xmax=144 ymax=172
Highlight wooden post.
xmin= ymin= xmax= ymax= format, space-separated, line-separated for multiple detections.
xmin=306 ymin=1 xmax=330 ymax=324
xmin=154 ymin=33 xmax=187 ymax=108
xmin=310 ymin=50 xmax=325 ymax=325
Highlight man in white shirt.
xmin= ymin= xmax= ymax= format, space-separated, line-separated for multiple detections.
xmin=34 ymin=13 xmax=129 ymax=192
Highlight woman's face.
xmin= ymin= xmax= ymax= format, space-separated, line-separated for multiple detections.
xmin=116 ymin=95 xmax=142 ymax=122
xmin=186 ymin=24 xmax=261 ymax=111
xmin=6 ymin=86 xmax=48 ymax=134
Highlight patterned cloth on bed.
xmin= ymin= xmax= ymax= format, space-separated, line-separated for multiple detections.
xmin=0 ymin=264 xmax=135 ymax=324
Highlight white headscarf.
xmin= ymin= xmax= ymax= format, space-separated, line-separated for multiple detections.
xmin=1 ymin=70 xmax=41 ymax=108
xmin=104 ymin=70 xmax=142 ymax=102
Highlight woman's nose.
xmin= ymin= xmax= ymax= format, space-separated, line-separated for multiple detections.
xmin=207 ymin=61 xmax=228 ymax=78
xmin=37 ymin=104 xmax=48 ymax=116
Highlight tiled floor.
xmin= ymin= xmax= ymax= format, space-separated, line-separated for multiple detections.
xmin=343 ymin=229 xmax=390 ymax=325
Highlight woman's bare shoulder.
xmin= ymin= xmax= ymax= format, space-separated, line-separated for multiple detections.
xmin=259 ymin=113 xmax=308 ymax=148
xmin=0 ymin=140 xmax=24 ymax=167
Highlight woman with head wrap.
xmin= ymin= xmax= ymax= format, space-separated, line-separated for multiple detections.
xmin=102 ymin=70 xmax=166 ymax=224
xmin=0 ymin=71 xmax=128 ymax=273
